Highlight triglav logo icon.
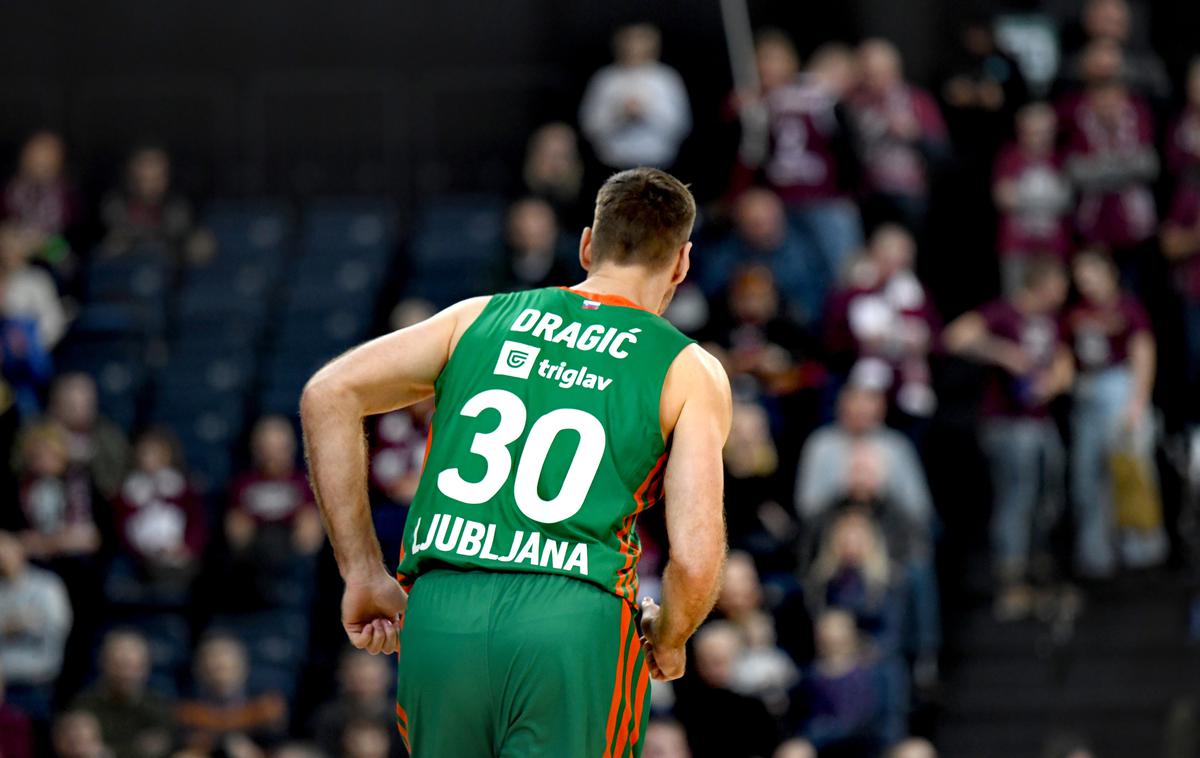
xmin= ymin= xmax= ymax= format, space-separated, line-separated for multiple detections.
xmin=494 ymin=341 xmax=541 ymax=380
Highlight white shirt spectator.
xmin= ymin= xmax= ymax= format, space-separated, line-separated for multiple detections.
xmin=3 ymin=265 xmax=67 ymax=348
xmin=0 ymin=562 xmax=72 ymax=685
xmin=579 ymin=24 xmax=692 ymax=169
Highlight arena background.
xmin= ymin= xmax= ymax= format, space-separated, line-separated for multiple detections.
xmin=2 ymin=1 xmax=1200 ymax=757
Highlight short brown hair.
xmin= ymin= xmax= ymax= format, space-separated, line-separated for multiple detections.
xmin=590 ymin=167 xmax=696 ymax=270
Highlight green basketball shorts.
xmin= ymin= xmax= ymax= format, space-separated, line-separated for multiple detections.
xmin=395 ymin=568 xmax=651 ymax=757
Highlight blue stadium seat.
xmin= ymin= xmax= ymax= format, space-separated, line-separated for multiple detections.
xmin=56 ymin=338 xmax=147 ymax=430
xmin=409 ymin=194 xmax=505 ymax=306
xmin=85 ymin=249 xmax=172 ymax=305
xmin=203 ymin=199 xmax=294 ymax=259
xmin=209 ymin=610 xmax=310 ymax=701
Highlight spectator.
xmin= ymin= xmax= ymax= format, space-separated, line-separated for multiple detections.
xmin=806 ymin=509 xmax=906 ymax=655
xmin=888 ymin=737 xmax=938 ymax=758
xmin=730 ymin=33 xmax=864 ymax=280
xmin=312 ymin=650 xmax=396 ymax=758
xmin=579 ymin=23 xmax=691 ymax=170
xmin=1161 ymin=180 xmax=1200 ymax=410
xmin=370 ymin=399 xmax=432 ymax=508
xmin=341 ymin=718 xmax=391 ymax=758
xmin=176 ymin=633 xmax=287 ymax=751
xmin=0 ymin=531 xmax=72 ymax=721
xmin=52 ymin=710 xmax=112 ymax=758
xmin=226 ymin=416 xmax=322 ymax=608
xmin=795 ymin=383 xmax=933 ymax=528
xmin=643 ymin=718 xmax=691 ymax=758
xmin=108 ymin=428 xmax=206 ymax=608
xmin=497 ymin=197 xmax=574 ymax=291
xmin=2 ymin=131 xmax=79 ymax=273
xmin=1061 ymin=0 xmax=1170 ymax=104
xmin=702 ymin=189 xmax=831 ymax=325
xmin=1166 ymin=57 xmax=1200 ymax=186
xmin=72 ymin=629 xmax=172 ymax=758
xmin=0 ymin=220 xmax=68 ymax=350
xmin=0 ymin=305 xmax=54 ymax=424
xmin=47 ymin=372 xmax=131 ymax=502
xmin=522 ymin=122 xmax=587 ymax=228
xmin=824 ymin=224 xmax=939 ymax=424
xmin=0 ymin=663 xmax=34 ymax=758
xmin=713 ymin=552 xmax=799 ymax=713
xmin=847 ymin=39 xmax=949 ymax=232
xmin=1063 ymin=249 xmax=1164 ymax=574
xmin=993 ymin=103 xmax=1074 ymax=295
xmin=1064 ymin=78 xmax=1158 ymax=284
xmin=826 ymin=443 xmax=941 ymax=679
xmin=100 ymin=145 xmax=194 ymax=257
xmin=13 ymin=421 xmax=102 ymax=566
xmin=721 ymin=400 xmax=801 ymax=568
xmin=673 ymin=622 xmax=779 ymax=758
xmin=941 ymin=17 xmax=1029 ymax=160
xmin=794 ymin=609 xmax=884 ymax=755
xmin=944 ymin=258 xmax=1073 ymax=619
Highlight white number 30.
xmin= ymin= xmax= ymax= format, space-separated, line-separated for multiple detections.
xmin=436 ymin=389 xmax=606 ymax=524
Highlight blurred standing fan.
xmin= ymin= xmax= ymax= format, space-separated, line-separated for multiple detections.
xmin=719 ymin=0 xmax=769 ymax=167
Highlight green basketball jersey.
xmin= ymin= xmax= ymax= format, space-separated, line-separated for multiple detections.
xmin=395 ymin=286 xmax=694 ymax=605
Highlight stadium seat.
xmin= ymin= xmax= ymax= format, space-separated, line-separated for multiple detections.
xmin=409 ymin=194 xmax=505 ymax=306
xmin=202 ymin=199 xmax=294 ymax=258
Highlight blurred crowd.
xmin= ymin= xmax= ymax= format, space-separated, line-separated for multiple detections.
xmin=1 ymin=1 xmax=1199 ymax=757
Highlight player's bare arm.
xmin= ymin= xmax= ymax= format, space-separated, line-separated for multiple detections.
xmin=300 ymin=296 xmax=490 ymax=655
xmin=639 ymin=343 xmax=733 ymax=681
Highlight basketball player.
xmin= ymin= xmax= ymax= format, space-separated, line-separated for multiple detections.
xmin=301 ymin=167 xmax=731 ymax=757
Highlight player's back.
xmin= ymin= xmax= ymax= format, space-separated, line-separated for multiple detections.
xmin=396 ymin=286 xmax=694 ymax=603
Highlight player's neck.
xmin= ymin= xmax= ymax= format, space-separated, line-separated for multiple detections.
xmin=573 ymin=269 xmax=668 ymax=314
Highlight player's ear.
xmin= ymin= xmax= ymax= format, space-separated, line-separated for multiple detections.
xmin=670 ymin=241 xmax=692 ymax=285
xmin=580 ymin=227 xmax=594 ymax=271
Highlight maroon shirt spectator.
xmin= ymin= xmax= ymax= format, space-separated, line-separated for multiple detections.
xmin=1065 ymin=81 xmax=1158 ymax=249
xmin=1166 ymin=58 xmax=1200 ymax=186
xmin=113 ymin=429 xmax=206 ymax=568
xmin=993 ymin=104 xmax=1072 ymax=262
xmin=2 ymin=132 xmax=78 ymax=243
xmin=1061 ymin=290 xmax=1151 ymax=372
xmin=825 ymin=225 xmax=939 ymax=418
xmin=974 ymin=297 xmax=1065 ymax=419
xmin=847 ymin=40 xmax=948 ymax=205
xmin=226 ymin=416 xmax=322 ymax=557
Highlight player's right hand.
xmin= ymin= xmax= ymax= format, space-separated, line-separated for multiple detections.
xmin=342 ymin=572 xmax=408 ymax=655
xmin=639 ymin=597 xmax=685 ymax=681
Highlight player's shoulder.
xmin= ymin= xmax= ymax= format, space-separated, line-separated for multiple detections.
xmin=665 ymin=343 xmax=732 ymax=402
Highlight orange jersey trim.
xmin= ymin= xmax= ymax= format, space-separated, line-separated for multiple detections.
xmin=558 ymin=286 xmax=652 ymax=313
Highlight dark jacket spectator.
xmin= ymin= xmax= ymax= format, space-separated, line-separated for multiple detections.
xmin=312 ymin=650 xmax=397 ymax=758
xmin=496 ymin=198 xmax=576 ymax=292
xmin=795 ymin=610 xmax=884 ymax=755
xmin=72 ymin=629 xmax=173 ymax=758
xmin=100 ymin=145 xmax=194 ymax=257
xmin=673 ymin=622 xmax=780 ymax=758
xmin=702 ymin=190 xmax=831 ymax=325
xmin=176 ymin=633 xmax=287 ymax=751
xmin=47 ymin=372 xmax=130 ymax=502
xmin=522 ymin=122 xmax=587 ymax=229
xmin=13 ymin=421 xmax=103 ymax=565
